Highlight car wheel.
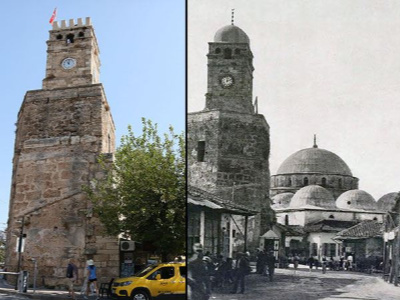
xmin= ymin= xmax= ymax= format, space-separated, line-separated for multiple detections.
xmin=132 ymin=290 xmax=151 ymax=300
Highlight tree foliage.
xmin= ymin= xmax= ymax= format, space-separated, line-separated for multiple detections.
xmin=87 ymin=119 xmax=185 ymax=261
xmin=0 ymin=230 xmax=5 ymax=264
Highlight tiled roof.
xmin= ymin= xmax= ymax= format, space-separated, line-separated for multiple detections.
xmin=334 ymin=220 xmax=384 ymax=240
xmin=275 ymin=223 xmax=306 ymax=236
xmin=188 ymin=186 xmax=257 ymax=216
xmin=304 ymin=219 xmax=358 ymax=233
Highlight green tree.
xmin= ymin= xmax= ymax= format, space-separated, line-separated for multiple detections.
xmin=0 ymin=230 xmax=5 ymax=264
xmin=87 ymin=119 xmax=185 ymax=261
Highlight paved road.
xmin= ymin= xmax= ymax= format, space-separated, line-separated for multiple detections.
xmin=210 ymin=267 xmax=400 ymax=300
xmin=0 ymin=293 xmax=30 ymax=299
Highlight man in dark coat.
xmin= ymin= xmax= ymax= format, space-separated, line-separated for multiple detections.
xmin=265 ymin=251 xmax=276 ymax=282
xmin=231 ymin=252 xmax=251 ymax=294
xmin=256 ymin=249 xmax=267 ymax=274
xmin=188 ymin=243 xmax=211 ymax=300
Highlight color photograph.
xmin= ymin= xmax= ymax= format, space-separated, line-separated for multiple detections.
xmin=0 ymin=1 xmax=185 ymax=299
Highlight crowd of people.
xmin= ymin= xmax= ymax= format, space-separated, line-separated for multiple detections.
xmin=188 ymin=244 xmax=277 ymax=299
xmin=188 ymin=245 xmax=382 ymax=300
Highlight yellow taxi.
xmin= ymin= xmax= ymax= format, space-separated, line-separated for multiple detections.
xmin=111 ymin=261 xmax=186 ymax=300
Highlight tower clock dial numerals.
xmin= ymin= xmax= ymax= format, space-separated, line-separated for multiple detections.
xmin=61 ymin=58 xmax=76 ymax=69
xmin=221 ymin=75 xmax=234 ymax=88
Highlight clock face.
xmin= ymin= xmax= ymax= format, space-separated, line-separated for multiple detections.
xmin=61 ymin=58 xmax=76 ymax=69
xmin=221 ymin=75 xmax=234 ymax=88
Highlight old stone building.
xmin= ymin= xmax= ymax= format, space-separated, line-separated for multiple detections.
xmin=188 ymin=23 xmax=274 ymax=252
xmin=5 ymin=18 xmax=119 ymax=287
xmin=271 ymin=137 xmax=359 ymax=199
xmin=271 ymin=141 xmax=390 ymax=262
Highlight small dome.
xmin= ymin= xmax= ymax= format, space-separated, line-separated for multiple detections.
xmin=214 ymin=25 xmax=250 ymax=44
xmin=290 ymin=185 xmax=336 ymax=209
xmin=377 ymin=192 xmax=398 ymax=211
xmin=272 ymin=193 xmax=294 ymax=209
xmin=336 ymin=190 xmax=377 ymax=211
xmin=276 ymin=147 xmax=353 ymax=176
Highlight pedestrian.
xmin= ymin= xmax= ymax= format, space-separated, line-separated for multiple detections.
xmin=307 ymin=256 xmax=314 ymax=273
xmin=340 ymin=256 xmax=345 ymax=270
xmin=314 ymin=256 xmax=319 ymax=269
xmin=347 ymin=253 xmax=354 ymax=271
xmin=188 ymin=243 xmax=211 ymax=300
xmin=223 ymin=258 xmax=234 ymax=286
xmin=329 ymin=256 xmax=335 ymax=270
xmin=293 ymin=253 xmax=300 ymax=275
xmin=256 ymin=248 xmax=264 ymax=274
xmin=321 ymin=256 xmax=327 ymax=274
xmin=66 ymin=259 xmax=78 ymax=299
xmin=85 ymin=259 xmax=99 ymax=300
xmin=265 ymin=250 xmax=276 ymax=282
xmin=203 ymin=256 xmax=216 ymax=290
xmin=231 ymin=252 xmax=251 ymax=294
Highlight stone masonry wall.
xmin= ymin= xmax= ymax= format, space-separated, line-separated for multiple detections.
xmin=6 ymin=84 xmax=118 ymax=287
xmin=188 ymin=109 xmax=274 ymax=250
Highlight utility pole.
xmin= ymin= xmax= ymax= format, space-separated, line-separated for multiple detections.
xmin=17 ymin=216 xmax=25 ymax=273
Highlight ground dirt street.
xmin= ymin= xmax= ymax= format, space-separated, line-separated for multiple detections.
xmin=210 ymin=267 xmax=400 ymax=300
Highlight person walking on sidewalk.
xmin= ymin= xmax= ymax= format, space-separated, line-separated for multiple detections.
xmin=66 ymin=259 xmax=78 ymax=299
xmin=85 ymin=259 xmax=99 ymax=300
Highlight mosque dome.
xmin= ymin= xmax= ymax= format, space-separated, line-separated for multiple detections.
xmin=276 ymin=147 xmax=353 ymax=176
xmin=290 ymin=185 xmax=336 ymax=209
xmin=272 ymin=192 xmax=294 ymax=209
xmin=377 ymin=192 xmax=398 ymax=211
xmin=214 ymin=25 xmax=250 ymax=44
xmin=336 ymin=190 xmax=377 ymax=211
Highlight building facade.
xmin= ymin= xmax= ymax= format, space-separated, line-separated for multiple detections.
xmin=188 ymin=24 xmax=274 ymax=251
xmin=5 ymin=18 xmax=119 ymax=287
xmin=271 ymin=142 xmax=388 ymax=261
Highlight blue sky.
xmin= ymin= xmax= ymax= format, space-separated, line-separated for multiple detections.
xmin=0 ymin=0 xmax=185 ymax=231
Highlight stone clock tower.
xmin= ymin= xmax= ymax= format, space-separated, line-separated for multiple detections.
xmin=188 ymin=24 xmax=274 ymax=250
xmin=5 ymin=18 xmax=118 ymax=286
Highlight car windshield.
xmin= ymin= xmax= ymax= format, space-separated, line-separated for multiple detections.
xmin=133 ymin=264 xmax=159 ymax=277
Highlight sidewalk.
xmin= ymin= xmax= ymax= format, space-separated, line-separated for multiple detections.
xmin=0 ymin=280 xmax=103 ymax=300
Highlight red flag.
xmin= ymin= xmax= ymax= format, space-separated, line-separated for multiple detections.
xmin=49 ymin=8 xmax=57 ymax=25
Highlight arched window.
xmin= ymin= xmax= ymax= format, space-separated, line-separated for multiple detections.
xmin=322 ymin=177 xmax=327 ymax=187
xmin=338 ymin=178 xmax=342 ymax=188
xmin=304 ymin=177 xmax=309 ymax=186
xmin=56 ymin=34 xmax=63 ymax=40
xmin=329 ymin=215 xmax=335 ymax=219
xmin=224 ymin=48 xmax=232 ymax=59
xmin=215 ymin=48 xmax=221 ymax=54
xmin=234 ymin=48 xmax=241 ymax=55
xmin=78 ymin=31 xmax=84 ymax=38
xmin=287 ymin=177 xmax=292 ymax=187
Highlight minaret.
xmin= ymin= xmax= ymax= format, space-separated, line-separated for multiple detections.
xmin=5 ymin=18 xmax=118 ymax=287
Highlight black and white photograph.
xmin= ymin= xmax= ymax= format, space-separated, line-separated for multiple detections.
xmin=187 ymin=1 xmax=400 ymax=299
